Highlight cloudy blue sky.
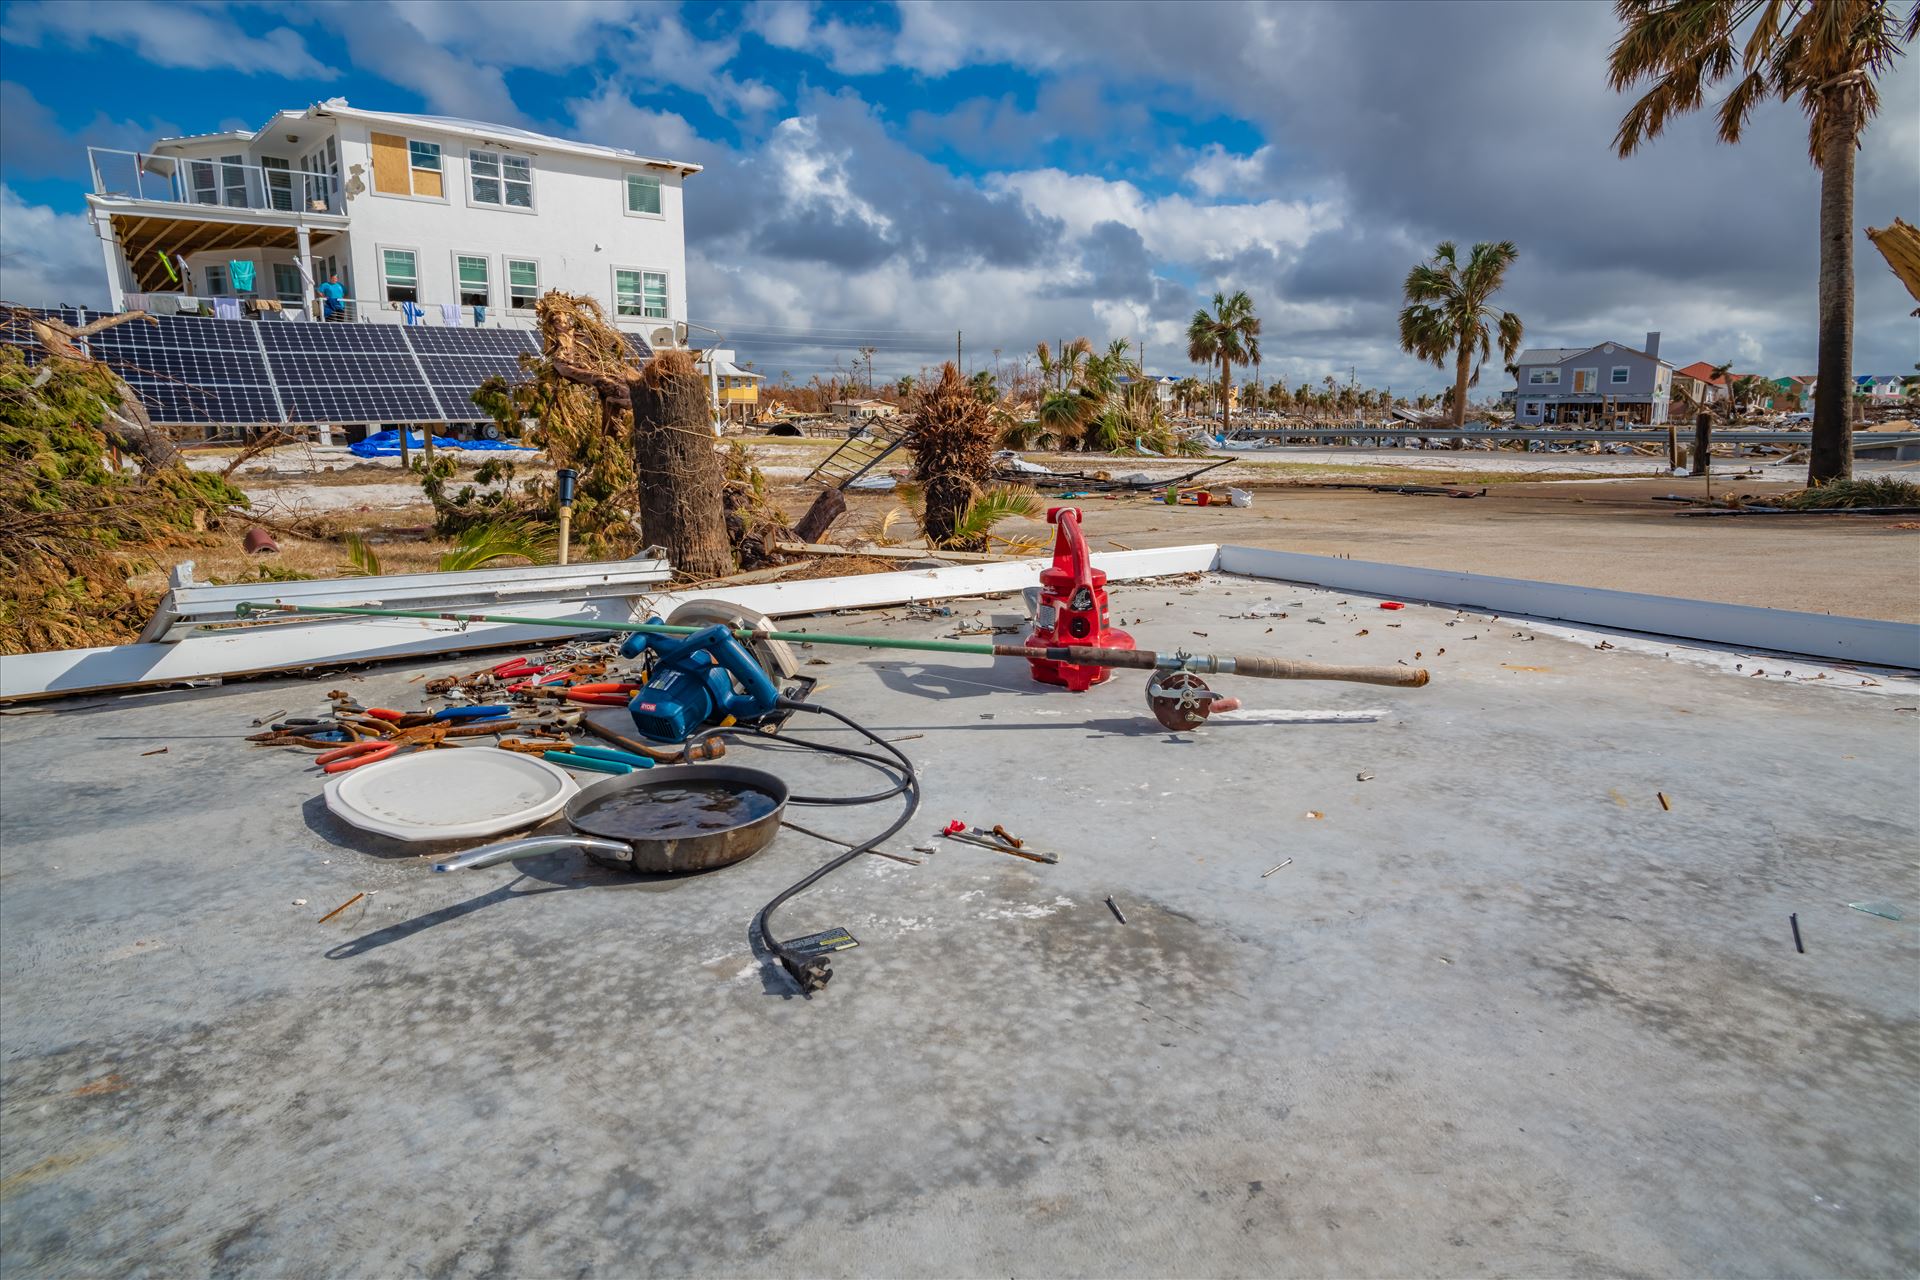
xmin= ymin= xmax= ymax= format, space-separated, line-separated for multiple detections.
xmin=1 ymin=0 xmax=1914 ymax=391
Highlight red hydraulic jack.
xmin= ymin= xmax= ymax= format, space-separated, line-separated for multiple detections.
xmin=1025 ymin=506 xmax=1134 ymax=690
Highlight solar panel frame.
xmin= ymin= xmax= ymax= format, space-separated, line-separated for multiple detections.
xmin=83 ymin=315 xmax=286 ymax=427
xmin=401 ymin=327 xmax=539 ymax=421
xmin=259 ymin=321 xmax=449 ymax=423
xmin=5 ymin=310 xmax=572 ymax=428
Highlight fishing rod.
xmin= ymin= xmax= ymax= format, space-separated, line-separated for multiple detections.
xmin=233 ymin=600 xmax=1431 ymax=688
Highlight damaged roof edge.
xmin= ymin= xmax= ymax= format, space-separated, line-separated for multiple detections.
xmin=3 ymin=544 xmax=1916 ymax=703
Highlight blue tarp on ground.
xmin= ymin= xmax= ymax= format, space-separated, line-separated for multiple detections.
xmin=348 ymin=431 xmax=539 ymax=458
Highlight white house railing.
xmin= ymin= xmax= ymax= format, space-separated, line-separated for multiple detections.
xmin=88 ymin=147 xmax=342 ymax=216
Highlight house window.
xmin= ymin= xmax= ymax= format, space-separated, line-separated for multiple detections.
xmin=506 ymin=258 xmax=539 ymax=310
xmin=408 ymin=140 xmax=443 ymax=198
xmin=1572 ymin=368 xmax=1599 ymax=393
xmin=187 ymin=159 xmax=218 ymax=204
xmin=1611 ymin=366 xmax=1630 ymax=385
xmin=371 ymin=133 xmax=443 ymax=198
xmin=470 ymin=150 xmax=533 ymax=208
xmin=625 ymin=173 xmax=662 ymax=216
xmin=204 ymin=263 xmax=229 ymax=295
xmin=221 ymin=154 xmax=249 ymax=207
xmin=381 ymin=248 xmax=418 ymax=304
xmin=1523 ymin=401 xmax=1542 ymax=416
xmin=455 ymin=254 xmax=489 ymax=308
xmin=615 ymin=269 xmax=669 ymax=319
xmin=261 ymin=157 xmax=292 ymax=212
xmin=272 ymin=263 xmax=303 ymax=304
xmin=1528 ymin=368 xmax=1560 ymax=386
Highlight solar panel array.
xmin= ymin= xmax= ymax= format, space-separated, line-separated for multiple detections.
xmin=0 ymin=308 xmax=574 ymax=427
xmin=85 ymin=315 xmax=284 ymax=426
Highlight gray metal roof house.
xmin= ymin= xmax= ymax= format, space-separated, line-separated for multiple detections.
xmin=1512 ymin=332 xmax=1673 ymax=425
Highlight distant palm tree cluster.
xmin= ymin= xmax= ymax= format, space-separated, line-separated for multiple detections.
xmin=1005 ymin=336 xmax=1199 ymax=454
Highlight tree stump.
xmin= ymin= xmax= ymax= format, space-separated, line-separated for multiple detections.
xmin=630 ymin=352 xmax=733 ymax=578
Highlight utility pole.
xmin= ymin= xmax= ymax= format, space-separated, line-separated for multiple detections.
xmin=956 ymin=330 xmax=962 ymax=370
xmin=858 ymin=346 xmax=876 ymax=394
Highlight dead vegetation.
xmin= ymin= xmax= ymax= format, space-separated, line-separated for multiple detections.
xmin=0 ymin=343 xmax=246 ymax=652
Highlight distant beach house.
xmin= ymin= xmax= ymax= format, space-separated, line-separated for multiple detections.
xmin=1671 ymin=361 xmax=1730 ymax=410
xmin=1117 ymin=373 xmax=1180 ymax=407
xmin=1512 ymin=332 xmax=1672 ymax=425
xmin=830 ymin=398 xmax=899 ymax=423
xmin=1856 ymin=375 xmax=1906 ymax=401
xmin=1771 ymin=375 xmax=1815 ymax=411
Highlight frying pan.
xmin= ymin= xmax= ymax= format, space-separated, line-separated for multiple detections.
xmin=432 ymin=763 xmax=789 ymax=875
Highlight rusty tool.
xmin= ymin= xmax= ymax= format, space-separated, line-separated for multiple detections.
xmin=940 ymin=822 xmax=1058 ymax=864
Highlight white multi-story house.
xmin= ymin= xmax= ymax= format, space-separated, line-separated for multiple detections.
xmin=84 ymin=99 xmax=699 ymax=346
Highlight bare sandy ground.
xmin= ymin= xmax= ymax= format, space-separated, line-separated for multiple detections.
xmin=188 ymin=441 xmax=1918 ymax=623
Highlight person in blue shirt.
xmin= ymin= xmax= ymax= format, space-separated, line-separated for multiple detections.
xmin=316 ymin=273 xmax=346 ymax=321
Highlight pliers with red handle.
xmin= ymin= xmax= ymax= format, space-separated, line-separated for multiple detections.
xmin=562 ymin=682 xmax=640 ymax=706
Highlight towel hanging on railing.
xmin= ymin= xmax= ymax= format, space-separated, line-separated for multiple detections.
xmin=401 ymin=301 xmax=424 ymax=325
xmin=473 ymin=305 xmax=485 ymax=326
xmin=228 ymin=260 xmax=256 ymax=293
xmin=212 ymin=298 xmax=243 ymax=320
xmin=439 ymin=303 xmax=460 ymax=326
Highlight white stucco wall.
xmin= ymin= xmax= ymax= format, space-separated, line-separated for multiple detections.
xmin=329 ymin=117 xmax=690 ymax=330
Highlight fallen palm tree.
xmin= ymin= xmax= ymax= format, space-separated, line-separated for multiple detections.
xmin=0 ymin=335 xmax=246 ymax=652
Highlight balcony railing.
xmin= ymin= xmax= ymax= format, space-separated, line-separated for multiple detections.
xmin=88 ymin=147 xmax=342 ymax=216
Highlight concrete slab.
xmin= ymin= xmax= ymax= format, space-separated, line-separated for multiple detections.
xmin=2 ymin=575 xmax=1917 ymax=1277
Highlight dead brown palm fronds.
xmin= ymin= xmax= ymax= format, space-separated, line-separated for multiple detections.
xmin=902 ymin=362 xmax=997 ymax=549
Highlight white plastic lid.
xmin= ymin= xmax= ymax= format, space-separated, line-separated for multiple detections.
xmin=323 ymin=748 xmax=577 ymax=842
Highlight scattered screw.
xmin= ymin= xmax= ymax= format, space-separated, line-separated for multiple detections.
xmin=1262 ymin=858 xmax=1293 ymax=878
xmin=1105 ymin=895 xmax=1127 ymax=924
xmin=1790 ymin=912 xmax=1804 ymax=954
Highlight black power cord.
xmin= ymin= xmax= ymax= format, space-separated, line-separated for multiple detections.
xmin=725 ymin=698 xmax=921 ymax=995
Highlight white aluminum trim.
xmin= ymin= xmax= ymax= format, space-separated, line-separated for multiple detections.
xmin=1214 ymin=546 xmax=1920 ymax=670
xmin=644 ymin=546 xmax=1221 ymax=619
xmin=0 ymin=547 xmax=1216 ymax=701
xmin=152 ymin=559 xmax=673 ymax=631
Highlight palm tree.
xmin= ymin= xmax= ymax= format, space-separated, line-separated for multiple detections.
xmin=970 ymin=369 xmax=999 ymax=404
xmin=1037 ymin=338 xmax=1092 ymax=392
xmin=1609 ymin=0 xmax=1915 ymax=483
xmin=1186 ymin=290 xmax=1261 ymax=432
xmin=1398 ymin=240 xmax=1525 ymax=428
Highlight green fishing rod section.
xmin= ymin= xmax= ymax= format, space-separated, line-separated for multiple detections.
xmin=232 ymin=601 xmax=1432 ymax=687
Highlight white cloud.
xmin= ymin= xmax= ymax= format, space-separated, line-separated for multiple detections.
xmin=1 ymin=0 xmax=331 ymax=78
xmin=1186 ymin=144 xmax=1271 ymax=199
xmin=564 ymin=85 xmax=703 ymax=160
xmin=0 ymin=186 xmax=108 ymax=308
xmin=381 ymin=0 xmax=647 ymax=72
xmin=766 ymin=117 xmax=893 ymax=234
xmin=746 ymin=1 xmax=902 ymax=76
xmin=993 ymin=168 xmax=1338 ymax=264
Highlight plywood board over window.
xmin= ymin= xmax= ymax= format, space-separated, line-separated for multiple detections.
xmin=371 ymin=132 xmax=411 ymax=195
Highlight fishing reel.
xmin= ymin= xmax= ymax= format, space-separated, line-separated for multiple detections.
xmin=1144 ymin=667 xmax=1242 ymax=732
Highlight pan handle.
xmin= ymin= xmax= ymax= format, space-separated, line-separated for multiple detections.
xmin=433 ymin=835 xmax=633 ymax=872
